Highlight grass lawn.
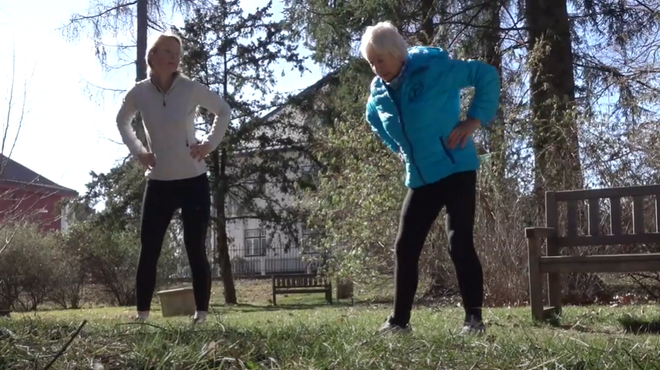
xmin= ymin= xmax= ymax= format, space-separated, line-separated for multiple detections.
xmin=2 ymin=281 xmax=660 ymax=369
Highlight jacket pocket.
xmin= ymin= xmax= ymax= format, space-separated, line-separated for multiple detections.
xmin=440 ymin=138 xmax=456 ymax=164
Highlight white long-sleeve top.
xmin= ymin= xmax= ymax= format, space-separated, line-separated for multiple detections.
xmin=116 ymin=73 xmax=231 ymax=181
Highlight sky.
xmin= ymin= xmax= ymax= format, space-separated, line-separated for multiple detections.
xmin=0 ymin=0 xmax=324 ymax=196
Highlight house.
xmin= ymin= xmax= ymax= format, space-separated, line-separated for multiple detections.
xmin=0 ymin=155 xmax=78 ymax=231
xmin=170 ymin=72 xmax=339 ymax=280
xmin=217 ymin=73 xmax=338 ymax=277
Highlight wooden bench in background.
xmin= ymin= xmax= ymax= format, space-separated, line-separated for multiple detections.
xmin=526 ymin=184 xmax=660 ymax=321
xmin=271 ymin=274 xmax=332 ymax=305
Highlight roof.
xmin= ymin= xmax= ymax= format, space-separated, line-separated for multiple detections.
xmin=233 ymin=71 xmax=341 ymax=156
xmin=260 ymin=70 xmax=340 ymax=123
xmin=0 ymin=154 xmax=78 ymax=195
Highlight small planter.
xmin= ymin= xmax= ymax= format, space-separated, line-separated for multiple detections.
xmin=156 ymin=287 xmax=196 ymax=317
xmin=336 ymin=279 xmax=354 ymax=300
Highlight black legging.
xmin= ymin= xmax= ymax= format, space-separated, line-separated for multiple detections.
xmin=136 ymin=173 xmax=212 ymax=312
xmin=390 ymin=170 xmax=483 ymax=326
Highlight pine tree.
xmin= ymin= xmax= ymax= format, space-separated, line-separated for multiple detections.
xmin=175 ymin=0 xmax=311 ymax=304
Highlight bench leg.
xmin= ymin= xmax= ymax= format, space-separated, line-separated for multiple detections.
xmin=547 ymin=272 xmax=562 ymax=317
xmin=546 ymin=243 xmax=562 ymax=317
xmin=527 ymin=237 xmax=544 ymax=321
xmin=326 ymin=287 xmax=332 ymax=304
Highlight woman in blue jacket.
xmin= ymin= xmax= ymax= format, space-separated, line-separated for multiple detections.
xmin=361 ymin=21 xmax=501 ymax=335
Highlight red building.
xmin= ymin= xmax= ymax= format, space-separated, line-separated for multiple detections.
xmin=0 ymin=155 xmax=78 ymax=231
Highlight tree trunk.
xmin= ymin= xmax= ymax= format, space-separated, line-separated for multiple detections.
xmin=211 ymin=148 xmax=237 ymax=304
xmin=474 ymin=0 xmax=507 ymax=224
xmin=419 ymin=0 xmax=435 ymax=45
xmin=527 ymin=0 xmax=589 ymax=303
xmin=526 ymin=0 xmax=583 ymax=200
xmin=216 ymin=29 xmax=237 ymax=304
xmin=132 ymin=0 xmax=149 ymax=147
xmin=482 ymin=0 xmax=505 ymax=189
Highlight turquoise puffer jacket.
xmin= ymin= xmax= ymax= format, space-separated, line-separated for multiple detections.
xmin=365 ymin=46 xmax=501 ymax=189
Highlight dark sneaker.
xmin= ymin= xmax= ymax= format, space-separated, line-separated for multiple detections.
xmin=459 ymin=315 xmax=486 ymax=335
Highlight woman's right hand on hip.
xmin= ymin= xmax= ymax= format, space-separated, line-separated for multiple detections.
xmin=137 ymin=152 xmax=156 ymax=170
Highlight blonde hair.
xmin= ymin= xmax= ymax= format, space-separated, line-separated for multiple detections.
xmin=359 ymin=21 xmax=408 ymax=61
xmin=146 ymin=32 xmax=183 ymax=74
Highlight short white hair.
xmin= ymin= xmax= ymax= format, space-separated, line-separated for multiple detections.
xmin=359 ymin=21 xmax=408 ymax=61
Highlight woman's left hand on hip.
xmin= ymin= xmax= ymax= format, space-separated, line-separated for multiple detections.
xmin=447 ymin=118 xmax=480 ymax=149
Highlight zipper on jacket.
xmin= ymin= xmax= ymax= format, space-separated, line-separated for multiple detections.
xmin=386 ymin=84 xmax=426 ymax=185
xmin=150 ymin=79 xmax=189 ymax=147
xmin=440 ymin=139 xmax=456 ymax=164
xmin=151 ymin=80 xmax=178 ymax=106
xmin=399 ymin=116 xmax=426 ymax=184
xmin=152 ymin=84 xmax=165 ymax=105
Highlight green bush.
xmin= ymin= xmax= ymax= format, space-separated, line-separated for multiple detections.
xmin=65 ymin=222 xmax=178 ymax=307
xmin=0 ymin=225 xmax=61 ymax=311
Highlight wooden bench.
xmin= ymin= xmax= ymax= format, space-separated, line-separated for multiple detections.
xmin=526 ymin=184 xmax=660 ymax=321
xmin=271 ymin=274 xmax=332 ymax=305
xmin=156 ymin=287 xmax=196 ymax=317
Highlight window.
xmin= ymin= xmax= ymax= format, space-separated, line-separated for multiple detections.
xmin=245 ymin=229 xmax=267 ymax=256
xmin=226 ymin=195 xmax=245 ymax=217
xmin=300 ymin=164 xmax=318 ymax=187
xmin=301 ymin=224 xmax=314 ymax=254
xmin=301 ymin=164 xmax=313 ymax=173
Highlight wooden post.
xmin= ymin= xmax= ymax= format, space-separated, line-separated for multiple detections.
xmin=271 ymin=275 xmax=277 ymax=306
xmin=527 ymin=234 xmax=544 ymax=321
xmin=633 ymin=196 xmax=645 ymax=234
xmin=326 ymin=279 xmax=333 ymax=304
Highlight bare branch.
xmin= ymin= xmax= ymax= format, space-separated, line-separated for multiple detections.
xmin=68 ymin=1 xmax=137 ymax=24
xmin=42 ymin=320 xmax=88 ymax=370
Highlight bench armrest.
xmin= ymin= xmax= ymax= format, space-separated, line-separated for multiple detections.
xmin=525 ymin=227 xmax=556 ymax=239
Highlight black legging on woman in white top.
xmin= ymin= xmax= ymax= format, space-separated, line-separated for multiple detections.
xmin=135 ymin=173 xmax=212 ymax=312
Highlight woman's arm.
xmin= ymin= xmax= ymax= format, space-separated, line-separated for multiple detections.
xmin=193 ymin=82 xmax=231 ymax=150
xmin=116 ymin=87 xmax=149 ymax=157
xmin=366 ymin=99 xmax=400 ymax=154
xmin=443 ymin=58 xmax=501 ymax=127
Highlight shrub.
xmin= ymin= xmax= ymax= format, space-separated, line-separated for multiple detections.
xmin=0 ymin=224 xmax=61 ymax=311
xmin=66 ymin=222 xmax=178 ymax=307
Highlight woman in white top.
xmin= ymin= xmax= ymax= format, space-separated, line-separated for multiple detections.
xmin=116 ymin=32 xmax=231 ymax=324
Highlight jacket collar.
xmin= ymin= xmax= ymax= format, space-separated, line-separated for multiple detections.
xmin=149 ymin=72 xmax=182 ymax=93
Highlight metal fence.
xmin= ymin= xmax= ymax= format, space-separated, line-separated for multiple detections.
xmin=170 ymin=216 xmax=329 ymax=280
xmin=173 ymin=244 xmax=327 ymax=280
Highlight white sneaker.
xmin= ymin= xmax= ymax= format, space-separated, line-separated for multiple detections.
xmin=459 ymin=315 xmax=486 ymax=335
xmin=376 ymin=316 xmax=412 ymax=334
xmin=134 ymin=311 xmax=149 ymax=322
xmin=192 ymin=311 xmax=207 ymax=324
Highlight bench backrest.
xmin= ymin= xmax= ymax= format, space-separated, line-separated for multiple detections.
xmin=272 ymin=275 xmax=329 ymax=288
xmin=546 ymin=184 xmax=660 ymax=248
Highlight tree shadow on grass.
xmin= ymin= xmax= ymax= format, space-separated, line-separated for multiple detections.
xmin=618 ymin=315 xmax=660 ymax=335
xmin=541 ymin=315 xmax=621 ymax=335
xmin=209 ymin=301 xmax=354 ymax=314
xmin=540 ymin=312 xmax=660 ymax=335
